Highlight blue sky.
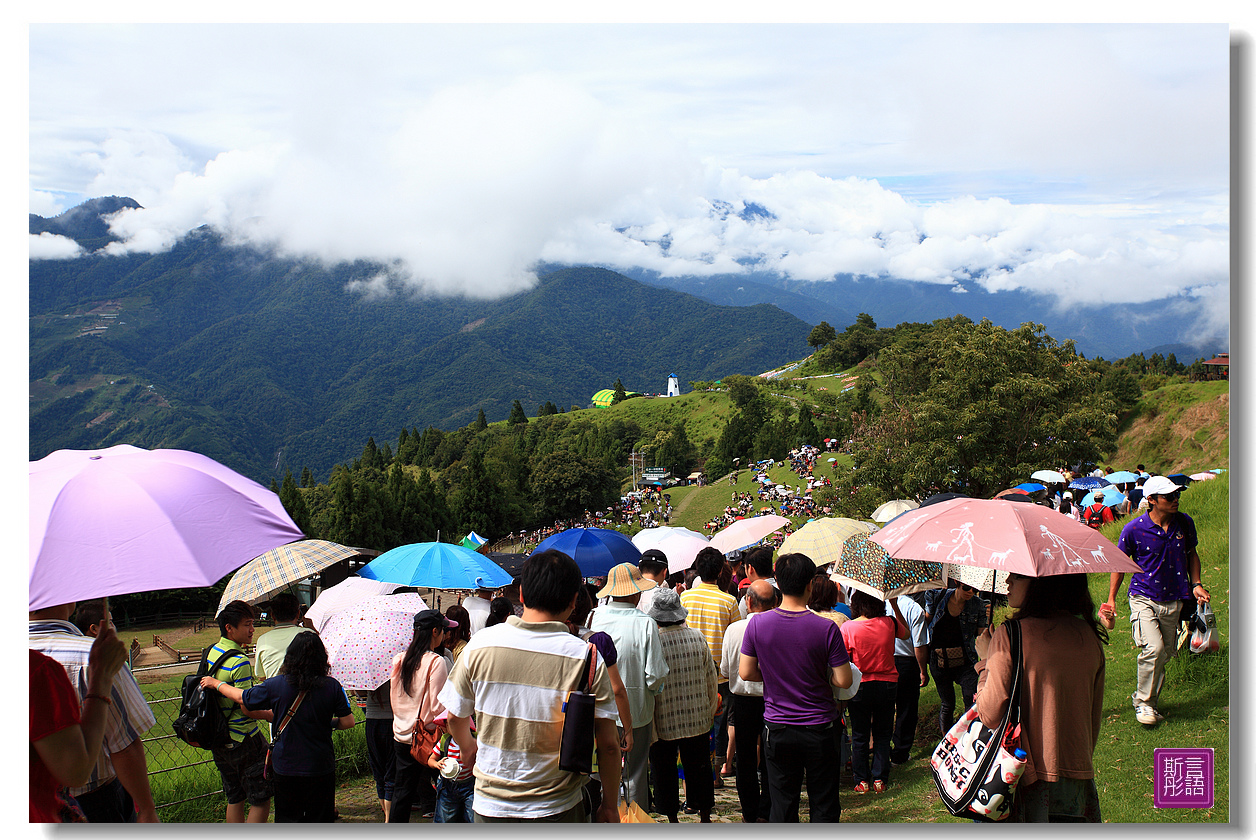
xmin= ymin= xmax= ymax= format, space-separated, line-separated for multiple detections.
xmin=26 ymin=19 xmax=1234 ymax=344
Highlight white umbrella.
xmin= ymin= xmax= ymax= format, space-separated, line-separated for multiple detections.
xmin=871 ymin=499 xmax=919 ymax=523
xmin=304 ymin=576 xmax=403 ymax=633
xmin=632 ymin=526 xmax=708 ymax=554
xmin=649 ymin=531 xmax=713 ymax=574
xmin=1030 ymin=469 xmax=1067 ymax=484
xmin=709 ymin=514 xmax=791 ymax=554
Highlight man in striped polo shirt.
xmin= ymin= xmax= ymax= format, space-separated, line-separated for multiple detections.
xmin=206 ymin=600 xmax=274 ymax=823
xmin=438 ymin=550 xmax=622 ymax=822
xmin=29 ymin=599 xmax=159 ymax=822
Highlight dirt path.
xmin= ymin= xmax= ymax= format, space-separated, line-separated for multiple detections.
xmin=332 ymin=771 xmax=773 ymax=823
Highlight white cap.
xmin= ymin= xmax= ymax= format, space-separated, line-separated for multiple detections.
xmin=1141 ymin=475 xmax=1180 ymax=497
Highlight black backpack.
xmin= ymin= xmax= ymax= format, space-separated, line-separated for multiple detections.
xmin=1084 ymin=504 xmax=1107 ymax=528
xmin=172 ymin=646 xmax=246 ymax=750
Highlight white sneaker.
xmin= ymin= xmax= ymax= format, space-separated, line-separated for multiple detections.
xmin=1135 ymin=704 xmax=1159 ymax=725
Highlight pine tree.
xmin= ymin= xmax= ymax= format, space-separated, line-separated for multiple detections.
xmin=508 ymin=400 xmax=528 ymax=425
xmin=475 ymin=408 xmax=488 ymax=430
xmin=612 ymin=378 xmax=627 ymax=405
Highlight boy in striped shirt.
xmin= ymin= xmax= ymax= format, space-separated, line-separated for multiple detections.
xmin=207 ymin=600 xmax=274 ymax=823
xmin=428 ymin=711 xmax=475 ymax=822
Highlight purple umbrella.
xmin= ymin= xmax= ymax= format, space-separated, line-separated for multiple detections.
xmin=30 ymin=445 xmax=304 ymax=611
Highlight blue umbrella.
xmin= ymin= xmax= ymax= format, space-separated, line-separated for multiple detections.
xmin=530 ymin=527 xmax=642 ymax=577
xmin=1081 ymin=489 xmax=1126 ymax=509
xmin=1013 ymin=482 xmax=1046 ymax=492
xmin=1105 ymin=470 xmax=1141 ymax=484
xmin=359 ymin=541 xmax=514 ymax=590
xmin=1068 ymin=476 xmax=1111 ymax=491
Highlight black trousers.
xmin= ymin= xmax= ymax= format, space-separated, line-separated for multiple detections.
xmin=930 ymin=661 xmax=979 ymax=732
xmin=273 ymin=771 xmax=336 ymax=822
xmin=763 ymin=720 xmax=841 ymax=823
xmin=649 ymin=733 xmax=714 ymax=819
xmin=387 ymin=739 xmax=432 ymax=822
xmin=71 ymin=777 xmax=136 ymax=823
xmin=732 ymin=694 xmax=772 ymax=821
xmin=891 ymin=654 xmax=923 ymax=762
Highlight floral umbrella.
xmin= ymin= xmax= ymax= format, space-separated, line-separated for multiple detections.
xmin=830 ymin=532 xmax=943 ymax=599
xmin=943 ymin=563 xmax=1010 ymax=595
xmin=303 ymin=576 xmax=402 ymax=633
xmin=321 ymin=592 xmax=430 ymax=690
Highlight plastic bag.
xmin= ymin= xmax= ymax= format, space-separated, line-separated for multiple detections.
xmin=1189 ymin=601 xmax=1219 ymax=654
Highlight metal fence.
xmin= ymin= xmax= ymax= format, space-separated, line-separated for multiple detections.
xmin=140 ymin=681 xmax=368 ymax=815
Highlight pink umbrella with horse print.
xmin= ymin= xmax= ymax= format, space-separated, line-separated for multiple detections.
xmin=869 ymin=497 xmax=1141 ymax=577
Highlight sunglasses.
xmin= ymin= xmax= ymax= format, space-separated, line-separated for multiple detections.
xmin=1155 ymin=491 xmax=1182 ymax=502
xmin=958 ymin=583 xmax=977 ymax=593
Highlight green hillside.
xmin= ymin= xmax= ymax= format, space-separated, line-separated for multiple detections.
xmin=30 ymin=239 xmax=811 ymax=482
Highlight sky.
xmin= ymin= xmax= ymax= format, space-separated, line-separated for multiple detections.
xmin=27 ymin=21 xmax=1233 ymax=347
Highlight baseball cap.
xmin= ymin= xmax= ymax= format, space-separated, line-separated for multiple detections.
xmin=1141 ymin=476 xmax=1181 ymax=498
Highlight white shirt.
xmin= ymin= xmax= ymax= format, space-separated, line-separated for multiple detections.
xmin=463 ymin=595 xmax=491 ymax=636
xmin=720 ymin=616 xmax=764 ymax=697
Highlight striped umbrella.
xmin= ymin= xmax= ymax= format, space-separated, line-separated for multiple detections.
xmin=778 ymin=517 xmax=877 ymax=568
xmin=830 ymin=532 xmax=943 ymax=599
xmin=217 ymin=539 xmax=366 ymax=613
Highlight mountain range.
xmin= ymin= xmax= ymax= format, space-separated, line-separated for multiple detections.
xmin=30 ymin=199 xmax=812 ymax=481
xmin=30 ymin=197 xmax=1220 ymax=483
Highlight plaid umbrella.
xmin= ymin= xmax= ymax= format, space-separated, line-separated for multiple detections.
xmin=777 ymin=517 xmax=877 ymax=568
xmin=830 ymin=532 xmax=943 ymax=599
xmin=217 ymin=539 xmax=365 ymax=613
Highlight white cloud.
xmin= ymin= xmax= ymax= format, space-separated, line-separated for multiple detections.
xmin=29 ymin=190 xmax=65 ymax=218
xmin=26 ymin=24 xmax=1228 ymax=336
xmin=29 ymin=233 xmax=83 ymax=260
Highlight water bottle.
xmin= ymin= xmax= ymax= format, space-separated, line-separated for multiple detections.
xmin=1013 ymin=747 xmax=1028 ymax=762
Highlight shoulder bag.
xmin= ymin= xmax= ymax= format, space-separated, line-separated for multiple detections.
xmin=558 ymin=643 xmax=598 ymax=775
xmin=264 ymin=690 xmax=306 ymax=780
xmin=408 ymin=652 xmax=441 ymax=763
xmin=930 ymin=619 xmax=1027 ymax=821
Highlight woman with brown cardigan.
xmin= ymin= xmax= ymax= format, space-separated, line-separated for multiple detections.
xmin=974 ymin=572 xmax=1108 ymax=822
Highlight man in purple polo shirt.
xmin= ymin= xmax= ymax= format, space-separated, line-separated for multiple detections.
xmin=740 ymin=553 xmax=853 ymax=822
xmin=1105 ymin=475 xmax=1212 ymax=726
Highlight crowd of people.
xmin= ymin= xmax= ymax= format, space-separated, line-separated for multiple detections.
xmin=30 ymin=468 xmax=1216 ymax=823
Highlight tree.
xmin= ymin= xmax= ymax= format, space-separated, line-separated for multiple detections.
xmin=611 ymin=378 xmax=627 ymax=406
xmin=278 ymin=470 xmax=312 ymax=535
xmin=808 ymin=321 xmax=838 ymax=349
xmin=507 ymin=400 xmax=528 ymax=425
xmin=848 ymin=318 xmax=1118 ymax=500
xmin=474 ymin=408 xmax=488 ymax=431
xmin=451 ymin=448 xmax=505 ymax=540
xmin=529 ymin=451 xmax=619 ymax=522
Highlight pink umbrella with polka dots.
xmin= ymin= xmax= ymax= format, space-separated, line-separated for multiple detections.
xmin=321 ymin=591 xmax=430 ymax=690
